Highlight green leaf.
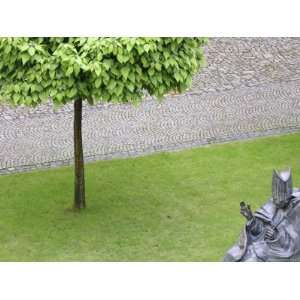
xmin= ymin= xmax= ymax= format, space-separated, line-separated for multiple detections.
xmin=49 ymin=89 xmax=57 ymax=98
xmin=115 ymin=83 xmax=123 ymax=96
xmin=128 ymin=72 xmax=135 ymax=82
xmin=108 ymin=80 xmax=117 ymax=91
xmin=111 ymin=66 xmax=119 ymax=76
xmin=30 ymin=84 xmax=36 ymax=92
xmin=50 ymin=64 xmax=57 ymax=71
xmin=127 ymin=82 xmax=134 ymax=92
xmin=121 ymin=66 xmax=130 ymax=80
xmin=56 ymin=93 xmax=64 ymax=102
xmin=126 ymin=40 xmax=135 ymax=52
xmin=86 ymin=97 xmax=94 ymax=105
xmin=66 ymin=66 xmax=73 ymax=76
xmin=148 ymin=68 xmax=155 ymax=76
xmin=94 ymin=64 xmax=102 ymax=76
xmin=102 ymin=72 xmax=110 ymax=84
xmin=117 ymin=53 xmax=124 ymax=63
xmin=25 ymin=98 xmax=33 ymax=105
xmin=4 ymin=45 xmax=12 ymax=54
xmin=21 ymin=53 xmax=30 ymax=65
xmin=163 ymin=51 xmax=170 ymax=60
xmin=174 ymin=72 xmax=181 ymax=82
xmin=67 ymin=88 xmax=77 ymax=98
xmin=158 ymin=85 xmax=165 ymax=95
xmin=151 ymin=76 xmax=157 ymax=85
xmin=155 ymin=63 xmax=162 ymax=71
xmin=168 ymin=58 xmax=177 ymax=66
xmin=103 ymin=59 xmax=112 ymax=70
xmin=28 ymin=47 xmax=35 ymax=56
xmin=141 ymin=56 xmax=149 ymax=67
xmin=13 ymin=93 xmax=20 ymax=104
xmin=180 ymin=70 xmax=187 ymax=80
xmin=137 ymin=45 xmax=144 ymax=55
xmin=73 ymin=64 xmax=80 ymax=76
xmin=144 ymin=44 xmax=151 ymax=53
xmin=49 ymin=69 xmax=55 ymax=79
xmin=14 ymin=85 xmax=20 ymax=93
xmin=20 ymin=44 xmax=29 ymax=52
xmin=39 ymin=91 xmax=49 ymax=100
xmin=95 ymin=78 xmax=102 ymax=88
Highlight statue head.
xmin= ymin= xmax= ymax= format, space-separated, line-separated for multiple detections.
xmin=272 ymin=168 xmax=293 ymax=208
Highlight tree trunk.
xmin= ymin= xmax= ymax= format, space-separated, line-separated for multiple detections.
xmin=74 ymin=99 xmax=86 ymax=209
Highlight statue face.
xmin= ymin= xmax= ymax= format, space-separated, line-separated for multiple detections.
xmin=273 ymin=197 xmax=288 ymax=208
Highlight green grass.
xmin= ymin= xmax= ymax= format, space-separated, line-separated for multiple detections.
xmin=1 ymin=133 xmax=300 ymax=261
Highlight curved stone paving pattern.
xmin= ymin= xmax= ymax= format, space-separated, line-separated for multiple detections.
xmin=1 ymin=79 xmax=300 ymax=174
xmin=1 ymin=38 xmax=300 ymax=174
xmin=192 ymin=37 xmax=300 ymax=93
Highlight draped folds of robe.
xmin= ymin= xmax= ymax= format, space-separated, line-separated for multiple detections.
xmin=224 ymin=189 xmax=300 ymax=262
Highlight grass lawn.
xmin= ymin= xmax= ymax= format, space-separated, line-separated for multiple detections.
xmin=0 ymin=133 xmax=300 ymax=261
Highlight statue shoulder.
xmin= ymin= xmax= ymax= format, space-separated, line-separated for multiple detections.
xmin=254 ymin=198 xmax=276 ymax=222
xmin=292 ymin=188 xmax=300 ymax=200
xmin=288 ymin=189 xmax=300 ymax=210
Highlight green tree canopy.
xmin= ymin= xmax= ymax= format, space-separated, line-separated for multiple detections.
xmin=0 ymin=37 xmax=207 ymax=106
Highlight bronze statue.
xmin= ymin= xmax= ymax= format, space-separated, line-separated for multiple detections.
xmin=224 ymin=168 xmax=300 ymax=262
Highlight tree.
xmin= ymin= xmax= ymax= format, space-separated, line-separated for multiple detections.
xmin=0 ymin=37 xmax=207 ymax=210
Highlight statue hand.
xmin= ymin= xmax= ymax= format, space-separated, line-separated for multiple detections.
xmin=240 ymin=202 xmax=253 ymax=221
xmin=265 ymin=226 xmax=277 ymax=241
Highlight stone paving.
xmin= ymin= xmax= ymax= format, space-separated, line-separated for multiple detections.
xmin=1 ymin=38 xmax=300 ymax=175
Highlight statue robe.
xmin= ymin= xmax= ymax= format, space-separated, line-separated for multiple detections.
xmin=224 ymin=190 xmax=300 ymax=262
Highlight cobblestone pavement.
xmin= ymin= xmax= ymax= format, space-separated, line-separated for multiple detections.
xmin=1 ymin=38 xmax=300 ymax=174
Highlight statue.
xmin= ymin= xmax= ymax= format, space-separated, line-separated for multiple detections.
xmin=224 ymin=168 xmax=300 ymax=262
